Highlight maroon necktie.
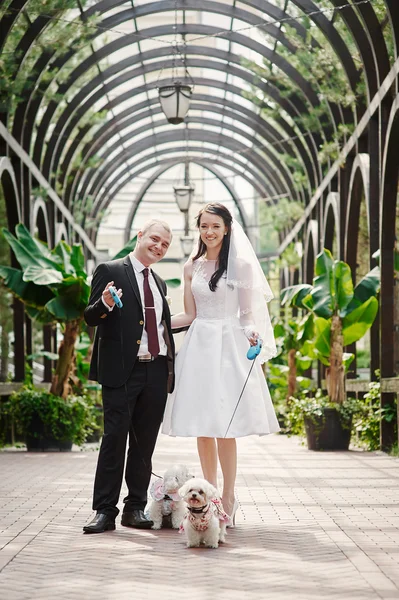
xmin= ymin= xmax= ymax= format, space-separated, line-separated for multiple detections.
xmin=143 ymin=268 xmax=160 ymax=357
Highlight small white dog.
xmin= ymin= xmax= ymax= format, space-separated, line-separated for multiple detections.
xmin=179 ymin=477 xmax=230 ymax=548
xmin=147 ymin=464 xmax=194 ymax=530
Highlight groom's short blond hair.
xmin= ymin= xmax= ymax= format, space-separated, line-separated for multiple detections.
xmin=141 ymin=219 xmax=172 ymax=237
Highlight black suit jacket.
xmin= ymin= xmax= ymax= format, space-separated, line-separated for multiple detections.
xmin=84 ymin=256 xmax=175 ymax=391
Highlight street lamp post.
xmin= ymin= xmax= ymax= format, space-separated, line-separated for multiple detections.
xmin=174 ymin=163 xmax=194 ymax=258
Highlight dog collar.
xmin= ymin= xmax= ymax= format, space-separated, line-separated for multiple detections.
xmin=187 ymin=504 xmax=210 ymax=515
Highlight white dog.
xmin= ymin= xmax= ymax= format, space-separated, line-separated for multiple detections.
xmin=147 ymin=464 xmax=194 ymax=530
xmin=179 ymin=478 xmax=230 ymax=548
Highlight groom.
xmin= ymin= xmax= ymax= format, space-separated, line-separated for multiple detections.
xmin=83 ymin=220 xmax=175 ymax=533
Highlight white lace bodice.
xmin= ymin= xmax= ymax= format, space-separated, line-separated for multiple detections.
xmin=192 ymin=258 xmax=237 ymax=320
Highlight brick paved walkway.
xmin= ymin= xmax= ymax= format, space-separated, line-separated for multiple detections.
xmin=0 ymin=434 xmax=399 ymax=600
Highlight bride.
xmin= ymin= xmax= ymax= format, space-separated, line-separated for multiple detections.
xmin=162 ymin=203 xmax=279 ymax=522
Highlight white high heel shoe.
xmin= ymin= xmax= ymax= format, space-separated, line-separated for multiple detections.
xmin=227 ymin=499 xmax=239 ymax=528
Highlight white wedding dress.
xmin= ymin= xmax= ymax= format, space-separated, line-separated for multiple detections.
xmin=162 ymin=257 xmax=280 ymax=438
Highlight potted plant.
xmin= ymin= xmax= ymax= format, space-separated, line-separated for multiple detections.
xmin=281 ymin=249 xmax=380 ymax=450
xmin=1 ymin=364 xmax=97 ymax=450
xmin=287 ymin=389 xmax=361 ymax=450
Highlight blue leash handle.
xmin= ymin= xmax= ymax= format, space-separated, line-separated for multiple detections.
xmin=109 ymin=285 xmax=123 ymax=308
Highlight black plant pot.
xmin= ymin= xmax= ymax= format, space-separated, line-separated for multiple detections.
xmin=26 ymin=415 xmax=73 ymax=452
xmin=304 ymin=408 xmax=352 ymax=451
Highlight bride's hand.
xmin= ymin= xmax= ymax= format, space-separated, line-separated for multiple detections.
xmin=244 ymin=327 xmax=259 ymax=346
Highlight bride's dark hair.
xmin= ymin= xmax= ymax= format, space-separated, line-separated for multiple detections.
xmin=193 ymin=203 xmax=233 ymax=292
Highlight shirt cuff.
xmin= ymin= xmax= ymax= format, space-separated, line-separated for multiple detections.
xmin=102 ymin=295 xmax=114 ymax=312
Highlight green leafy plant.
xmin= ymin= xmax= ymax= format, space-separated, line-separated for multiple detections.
xmin=353 ymin=382 xmax=397 ymax=451
xmin=281 ymin=249 xmax=380 ymax=403
xmin=272 ymin=314 xmax=315 ymax=400
xmin=286 ymin=388 xmax=361 ymax=438
xmin=3 ymin=386 xmax=96 ymax=446
xmin=0 ymin=224 xmax=90 ymax=398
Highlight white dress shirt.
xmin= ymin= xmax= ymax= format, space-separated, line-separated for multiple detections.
xmin=101 ymin=255 xmax=167 ymax=357
xmin=129 ymin=254 xmax=167 ymax=357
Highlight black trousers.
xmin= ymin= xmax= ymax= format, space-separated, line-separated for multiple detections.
xmin=92 ymin=356 xmax=168 ymax=518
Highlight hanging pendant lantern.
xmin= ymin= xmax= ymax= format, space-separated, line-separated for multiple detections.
xmin=158 ymin=81 xmax=192 ymax=125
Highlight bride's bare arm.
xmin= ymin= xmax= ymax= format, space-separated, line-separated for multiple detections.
xmin=171 ymin=260 xmax=197 ymax=329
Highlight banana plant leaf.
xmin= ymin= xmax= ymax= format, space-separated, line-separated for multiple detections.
xmin=53 ymin=240 xmax=75 ymax=276
xmin=280 ymin=283 xmax=312 ymax=307
xmin=23 ymin=265 xmax=63 ymax=286
xmin=71 ymin=244 xmax=86 ymax=277
xmin=334 ymin=261 xmax=354 ymax=314
xmin=46 ymin=296 xmax=82 ymax=320
xmin=314 ymin=317 xmax=331 ymax=356
xmin=0 ymin=265 xmax=55 ymax=307
xmin=296 ymin=313 xmax=314 ymax=343
xmin=309 ymin=249 xmax=335 ymax=318
xmin=165 ymin=278 xmax=181 ymax=288
xmin=295 ymin=354 xmax=312 ymax=371
xmin=25 ymin=305 xmax=57 ymax=324
xmin=15 ymin=223 xmax=62 ymax=266
xmin=342 ymin=296 xmax=379 ymax=346
xmin=2 ymin=226 xmax=61 ymax=271
xmin=344 ymin=266 xmax=380 ymax=314
xmin=342 ymin=353 xmax=355 ymax=373
xmin=27 ymin=350 xmax=59 ymax=361
xmin=112 ymin=235 xmax=138 ymax=260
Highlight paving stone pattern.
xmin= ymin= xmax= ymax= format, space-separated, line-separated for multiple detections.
xmin=0 ymin=434 xmax=399 ymax=600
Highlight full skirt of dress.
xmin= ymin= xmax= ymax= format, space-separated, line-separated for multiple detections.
xmin=162 ymin=316 xmax=280 ymax=438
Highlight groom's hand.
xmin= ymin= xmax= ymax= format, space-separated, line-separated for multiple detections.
xmin=102 ymin=281 xmax=123 ymax=308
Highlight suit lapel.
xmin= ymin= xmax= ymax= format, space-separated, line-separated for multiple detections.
xmin=123 ymin=256 xmax=142 ymax=307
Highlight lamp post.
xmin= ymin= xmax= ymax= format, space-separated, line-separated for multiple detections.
xmin=175 ymin=162 xmax=194 ymax=258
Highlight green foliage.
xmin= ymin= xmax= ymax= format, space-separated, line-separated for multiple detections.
xmin=281 ymin=249 xmax=380 ymax=367
xmin=353 ymin=382 xmax=397 ymax=451
xmin=3 ymin=386 xmax=96 ymax=445
xmin=285 ymin=389 xmax=361 ymax=437
xmin=0 ymin=224 xmax=90 ymax=324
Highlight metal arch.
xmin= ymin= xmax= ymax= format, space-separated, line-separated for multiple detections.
xmin=69 ymin=85 xmax=316 ymax=209
xmin=385 ymin=1 xmax=399 ymax=64
xmin=59 ymin=72 xmax=315 ymax=208
xmin=344 ymin=153 xmax=370 ymax=267
xmin=67 ymin=100 xmax=313 ymax=211
xmin=32 ymin=41 xmax=321 ymax=175
xmin=85 ymin=130 xmax=283 ymax=214
xmin=31 ymin=198 xmax=52 ymax=245
xmin=0 ymin=157 xmax=22 ymax=224
xmin=323 ymin=191 xmax=340 ymax=256
xmin=91 ymin=146 xmax=278 ymax=223
xmin=82 ymin=113 xmax=295 ymax=206
xmin=65 ymin=94 xmax=316 ymax=207
xmin=330 ymin=0 xmax=390 ymax=93
xmin=122 ymin=159 xmax=247 ymax=245
xmin=10 ymin=1 xmax=358 ymax=166
xmin=38 ymin=21 xmax=327 ymax=178
xmin=304 ymin=219 xmax=319 ymax=284
xmin=95 ymin=149 xmax=272 ymax=213
xmin=67 ymin=101 xmax=299 ymax=203
xmin=379 ymin=93 xmax=399 ymax=438
xmin=54 ymin=222 xmax=69 ymax=245
xmin=42 ymin=53 xmax=320 ymax=186
xmin=89 ymin=151 xmax=277 ymax=239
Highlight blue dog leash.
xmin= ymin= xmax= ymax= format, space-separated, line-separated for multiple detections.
xmin=223 ymin=338 xmax=262 ymax=438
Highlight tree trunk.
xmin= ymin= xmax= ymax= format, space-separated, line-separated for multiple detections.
xmin=326 ymin=315 xmax=345 ymax=403
xmin=50 ymin=319 xmax=81 ymax=399
xmin=0 ymin=317 xmax=9 ymax=382
xmin=287 ymin=348 xmax=297 ymax=402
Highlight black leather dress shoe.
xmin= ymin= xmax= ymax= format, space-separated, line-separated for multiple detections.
xmin=121 ymin=510 xmax=154 ymax=529
xmin=83 ymin=513 xmax=116 ymax=534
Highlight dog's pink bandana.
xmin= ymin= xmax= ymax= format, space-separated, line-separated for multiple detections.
xmin=150 ymin=478 xmax=181 ymax=502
